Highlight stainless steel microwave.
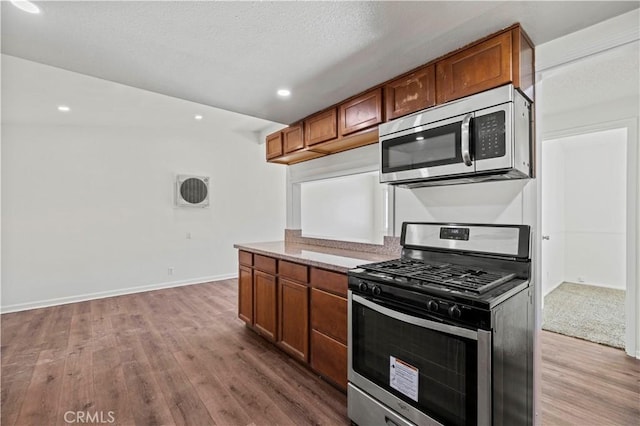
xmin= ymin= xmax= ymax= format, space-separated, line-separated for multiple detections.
xmin=379 ymin=84 xmax=532 ymax=187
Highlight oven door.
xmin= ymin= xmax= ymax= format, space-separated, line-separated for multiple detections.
xmin=379 ymin=113 xmax=474 ymax=184
xmin=348 ymin=292 xmax=491 ymax=426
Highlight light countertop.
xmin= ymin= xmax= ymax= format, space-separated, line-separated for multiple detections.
xmin=233 ymin=241 xmax=397 ymax=273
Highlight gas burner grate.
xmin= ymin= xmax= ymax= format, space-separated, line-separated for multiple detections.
xmin=359 ymin=259 xmax=516 ymax=294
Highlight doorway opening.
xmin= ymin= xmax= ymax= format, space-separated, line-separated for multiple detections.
xmin=541 ymin=128 xmax=627 ymax=350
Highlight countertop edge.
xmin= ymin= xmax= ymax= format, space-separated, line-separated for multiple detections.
xmin=234 ymin=242 xmax=394 ymax=274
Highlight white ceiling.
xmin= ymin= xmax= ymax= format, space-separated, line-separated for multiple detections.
xmin=2 ymin=1 xmax=638 ymax=125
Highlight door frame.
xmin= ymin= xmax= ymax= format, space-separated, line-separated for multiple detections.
xmin=536 ymin=117 xmax=639 ymax=358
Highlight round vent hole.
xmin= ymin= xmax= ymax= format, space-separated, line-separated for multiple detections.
xmin=180 ymin=178 xmax=208 ymax=204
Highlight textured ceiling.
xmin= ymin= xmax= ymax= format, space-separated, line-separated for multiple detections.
xmin=2 ymin=1 xmax=638 ymax=126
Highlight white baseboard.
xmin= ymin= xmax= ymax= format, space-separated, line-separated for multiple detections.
xmin=0 ymin=273 xmax=238 ymax=314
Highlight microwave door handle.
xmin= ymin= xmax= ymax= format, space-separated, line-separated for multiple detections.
xmin=461 ymin=113 xmax=473 ymax=166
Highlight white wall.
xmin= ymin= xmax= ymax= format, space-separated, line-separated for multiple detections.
xmin=563 ymin=129 xmax=627 ymax=289
xmin=1 ymin=56 xmax=286 ymax=311
xmin=394 ymin=180 xmax=534 ymax=230
xmin=542 ymin=129 xmax=627 ymax=294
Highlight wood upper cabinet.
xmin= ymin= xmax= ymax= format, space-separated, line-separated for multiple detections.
xmin=283 ymin=123 xmax=304 ymax=153
xmin=238 ymin=264 xmax=253 ymax=325
xmin=436 ymin=29 xmax=522 ymax=104
xmin=253 ymin=270 xmax=278 ymax=341
xmin=265 ymin=131 xmax=283 ymax=160
xmin=305 ymin=108 xmax=338 ymax=146
xmin=385 ymin=64 xmax=436 ymax=120
xmin=339 ymin=88 xmax=383 ymax=136
xmin=278 ymin=278 xmax=309 ymax=362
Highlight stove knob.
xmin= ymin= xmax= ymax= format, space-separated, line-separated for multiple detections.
xmin=358 ymin=281 xmax=369 ymax=292
xmin=371 ymin=285 xmax=382 ymax=296
xmin=448 ymin=305 xmax=462 ymax=319
xmin=427 ymin=300 xmax=439 ymax=312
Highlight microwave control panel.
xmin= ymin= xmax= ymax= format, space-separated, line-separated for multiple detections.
xmin=475 ymin=111 xmax=506 ymax=160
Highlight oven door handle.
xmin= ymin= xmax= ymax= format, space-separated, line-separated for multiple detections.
xmin=352 ymin=294 xmax=478 ymax=340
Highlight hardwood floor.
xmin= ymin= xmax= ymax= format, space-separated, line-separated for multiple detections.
xmin=1 ymin=280 xmax=638 ymax=425
xmin=1 ymin=280 xmax=347 ymax=426
xmin=540 ymin=330 xmax=640 ymax=425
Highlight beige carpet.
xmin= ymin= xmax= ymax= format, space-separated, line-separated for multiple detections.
xmin=542 ymin=282 xmax=625 ymax=349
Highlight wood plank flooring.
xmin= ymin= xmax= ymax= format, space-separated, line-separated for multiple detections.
xmin=1 ymin=280 xmax=347 ymax=426
xmin=540 ymin=330 xmax=640 ymax=425
xmin=1 ymin=279 xmax=638 ymax=425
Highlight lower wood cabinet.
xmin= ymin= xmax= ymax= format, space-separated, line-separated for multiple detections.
xmin=278 ymin=278 xmax=309 ymax=362
xmin=238 ymin=264 xmax=253 ymax=325
xmin=310 ymin=329 xmax=347 ymax=390
xmin=310 ymin=288 xmax=347 ymax=343
xmin=310 ymin=268 xmax=348 ymax=391
xmin=237 ymin=251 xmax=347 ymax=392
xmin=253 ymin=270 xmax=278 ymax=341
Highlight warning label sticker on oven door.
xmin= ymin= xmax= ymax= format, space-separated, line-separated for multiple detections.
xmin=389 ymin=356 xmax=419 ymax=401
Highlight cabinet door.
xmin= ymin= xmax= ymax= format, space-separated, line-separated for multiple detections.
xmin=283 ymin=123 xmax=304 ymax=153
xmin=238 ymin=265 xmax=253 ymax=325
xmin=311 ymin=329 xmax=347 ymax=391
xmin=339 ymin=88 xmax=383 ymax=136
xmin=266 ymin=131 xmax=283 ymax=160
xmin=385 ymin=64 xmax=436 ymax=120
xmin=311 ymin=288 xmax=347 ymax=344
xmin=253 ymin=270 xmax=277 ymax=341
xmin=436 ymin=30 xmax=513 ymax=104
xmin=305 ymin=109 xmax=338 ymax=146
xmin=278 ymin=278 xmax=309 ymax=362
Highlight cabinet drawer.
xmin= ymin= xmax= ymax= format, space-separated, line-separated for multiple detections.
xmin=436 ymin=30 xmax=513 ymax=104
xmin=385 ymin=64 xmax=436 ymax=120
xmin=310 ymin=268 xmax=347 ymax=297
xmin=254 ymin=254 xmax=277 ymax=274
xmin=339 ymin=88 xmax=383 ymax=136
xmin=279 ymin=261 xmax=309 ymax=283
xmin=311 ymin=288 xmax=347 ymax=344
xmin=311 ymin=330 xmax=347 ymax=391
xmin=305 ymin=108 xmax=338 ymax=146
xmin=238 ymin=250 xmax=253 ymax=266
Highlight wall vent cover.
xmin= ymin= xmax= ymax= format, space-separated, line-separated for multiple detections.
xmin=176 ymin=175 xmax=210 ymax=207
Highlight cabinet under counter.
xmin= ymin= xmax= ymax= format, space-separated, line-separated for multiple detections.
xmin=233 ymin=241 xmax=396 ymax=392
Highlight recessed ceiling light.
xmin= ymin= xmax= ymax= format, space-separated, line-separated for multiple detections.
xmin=194 ymin=115 xmax=203 ymax=120
xmin=10 ymin=0 xmax=41 ymax=14
xmin=57 ymin=105 xmax=70 ymax=112
xmin=277 ymin=89 xmax=291 ymax=97
xmin=416 ymin=136 xmax=424 ymax=141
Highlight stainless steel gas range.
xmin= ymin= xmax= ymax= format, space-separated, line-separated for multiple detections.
xmin=347 ymin=222 xmax=534 ymax=426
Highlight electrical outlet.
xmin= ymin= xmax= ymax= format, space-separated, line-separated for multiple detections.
xmin=168 ymin=267 xmax=174 ymax=275
xmin=186 ymin=232 xmax=192 ymax=239
xmin=577 ymin=276 xmax=584 ymax=283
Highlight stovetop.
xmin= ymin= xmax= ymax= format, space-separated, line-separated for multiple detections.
xmin=358 ymin=258 xmax=516 ymax=295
